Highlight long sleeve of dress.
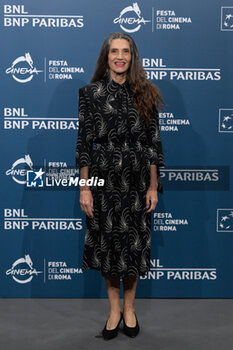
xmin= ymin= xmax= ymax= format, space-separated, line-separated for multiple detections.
xmin=75 ymin=87 xmax=93 ymax=168
xmin=146 ymin=106 xmax=165 ymax=194
xmin=147 ymin=106 xmax=165 ymax=167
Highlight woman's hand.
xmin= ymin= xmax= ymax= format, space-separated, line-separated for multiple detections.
xmin=145 ymin=185 xmax=158 ymax=213
xmin=79 ymin=188 xmax=94 ymax=218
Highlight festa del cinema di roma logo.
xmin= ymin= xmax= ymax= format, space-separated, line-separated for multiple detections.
xmin=6 ymin=154 xmax=44 ymax=185
xmin=113 ymin=2 xmax=150 ymax=33
xmin=5 ymin=52 xmax=43 ymax=83
xmin=6 ymin=154 xmax=34 ymax=184
xmin=6 ymin=254 xmax=43 ymax=284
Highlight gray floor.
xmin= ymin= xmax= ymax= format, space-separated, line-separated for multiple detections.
xmin=0 ymin=299 xmax=232 ymax=350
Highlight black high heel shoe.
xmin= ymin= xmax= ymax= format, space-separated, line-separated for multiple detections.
xmin=102 ymin=312 xmax=123 ymax=340
xmin=123 ymin=312 xmax=140 ymax=338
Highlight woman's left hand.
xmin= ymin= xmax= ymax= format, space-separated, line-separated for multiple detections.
xmin=145 ymin=186 xmax=158 ymax=213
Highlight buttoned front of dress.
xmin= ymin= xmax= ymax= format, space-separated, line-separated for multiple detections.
xmin=75 ymin=72 xmax=165 ymax=277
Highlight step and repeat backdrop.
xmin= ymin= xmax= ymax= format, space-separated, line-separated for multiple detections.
xmin=0 ymin=0 xmax=232 ymax=298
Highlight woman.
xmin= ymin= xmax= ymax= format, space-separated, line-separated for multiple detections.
xmin=75 ymin=32 xmax=165 ymax=340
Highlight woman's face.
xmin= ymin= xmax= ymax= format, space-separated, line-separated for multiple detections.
xmin=108 ymin=39 xmax=131 ymax=76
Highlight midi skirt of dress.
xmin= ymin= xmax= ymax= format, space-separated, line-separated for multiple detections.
xmin=75 ymin=73 xmax=165 ymax=277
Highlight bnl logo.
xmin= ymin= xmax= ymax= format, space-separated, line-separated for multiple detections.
xmin=221 ymin=7 xmax=233 ymax=31
xmin=218 ymin=109 xmax=233 ymax=132
xmin=217 ymin=209 xmax=233 ymax=232
xmin=26 ymin=168 xmax=45 ymax=187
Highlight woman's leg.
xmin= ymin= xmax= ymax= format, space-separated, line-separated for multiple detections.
xmin=104 ymin=275 xmax=121 ymax=330
xmin=122 ymin=275 xmax=138 ymax=326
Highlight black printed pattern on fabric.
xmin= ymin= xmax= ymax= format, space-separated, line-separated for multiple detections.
xmin=75 ymin=72 xmax=165 ymax=277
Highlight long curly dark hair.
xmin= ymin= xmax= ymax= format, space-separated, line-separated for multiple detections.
xmin=91 ymin=32 xmax=165 ymax=124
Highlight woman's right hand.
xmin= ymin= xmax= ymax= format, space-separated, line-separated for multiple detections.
xmin=79 ymin=189 xmax=94 ymax=218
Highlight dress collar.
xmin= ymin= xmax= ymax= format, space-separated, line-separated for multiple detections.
xmin=102 ymin=70 xmax=133 ymax=96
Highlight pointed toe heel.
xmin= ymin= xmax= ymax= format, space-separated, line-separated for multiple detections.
xmin=102 ymin=312 xmax=123 ymax=340
xmin=123 ymin=313 xmax=140 ymax=338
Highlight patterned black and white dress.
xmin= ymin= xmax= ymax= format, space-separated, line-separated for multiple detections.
xmin=75 ymin=72 xmax=165 ymax=277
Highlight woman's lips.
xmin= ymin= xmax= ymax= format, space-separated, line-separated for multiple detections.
xmin=114 ymin=61 xmax=126 ymax=67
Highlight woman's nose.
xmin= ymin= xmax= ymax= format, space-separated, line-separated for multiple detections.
xmin=117 ymin=51 xmax=123 ymax=59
